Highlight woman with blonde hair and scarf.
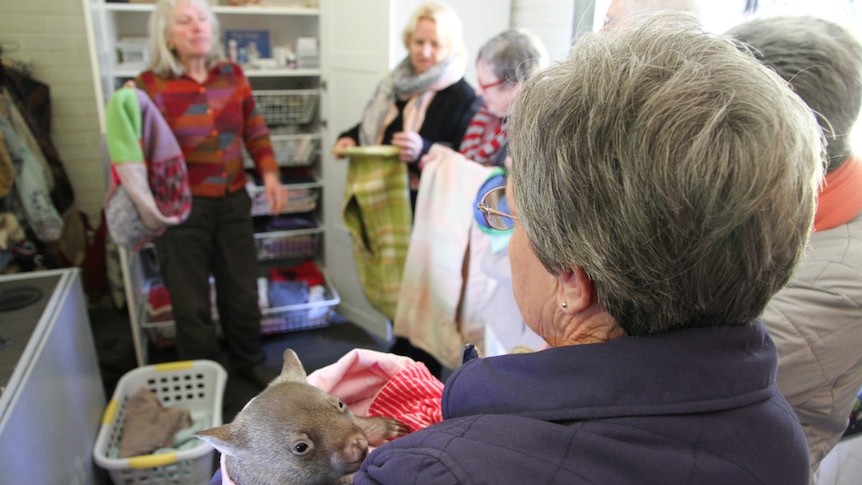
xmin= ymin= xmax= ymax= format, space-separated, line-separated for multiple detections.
xmin=334 ymin=2 xmax=480 ymax=376
xmin=333 ymin=1 xmax=480 ymax=207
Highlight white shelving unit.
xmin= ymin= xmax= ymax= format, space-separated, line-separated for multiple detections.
xmin=85 ymin=0 xmax=337 ymax=366
xmin=84 ymin=0 xmax=513 ymax=355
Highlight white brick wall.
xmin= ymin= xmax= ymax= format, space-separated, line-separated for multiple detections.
xmin=0 ymin=0 xmax=106 ymax=222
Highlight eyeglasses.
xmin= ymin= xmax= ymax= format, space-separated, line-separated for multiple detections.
xmin=478 ymin=78 xmax=508 ymax=91
xmin=477 ymin=185 xmax=518 ymax=231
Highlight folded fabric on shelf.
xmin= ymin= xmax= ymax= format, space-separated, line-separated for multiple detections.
xmin=147 ymin=281 xmax=172 ymax=319
xmin=269 ymin=258 xmax=325 ymax=287
xmin=265 ymin=215 xmax=316 ymax=231
xmin=268 ymin=280 xmax=308 ymax=308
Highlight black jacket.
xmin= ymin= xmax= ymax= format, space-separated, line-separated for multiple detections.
xmin=339 ymin=77 xmax=481 ymax=174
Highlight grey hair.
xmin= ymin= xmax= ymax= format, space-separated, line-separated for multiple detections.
xmin=402 ymin=1 xmax=466 ymax=59
xmin=727 ymin=16 xmax=862 ymax=172
xmin=148 ymin=0 xmax=224 ymax=77
xmin=476 ymin=29 xmax=549 ymax=87
xmin=508 ymin=13 xmax=824 ymax=336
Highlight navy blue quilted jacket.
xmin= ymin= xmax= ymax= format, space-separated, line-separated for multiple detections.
xmin=354 ymin=321 xmax=810 ymax=485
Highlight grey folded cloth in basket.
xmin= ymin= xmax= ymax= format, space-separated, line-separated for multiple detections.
xmin=118 ymin=386 xmax=192 ymax=458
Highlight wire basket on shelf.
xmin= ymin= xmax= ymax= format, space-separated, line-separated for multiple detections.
xmin=255 ymin=231 xmax=320 ymax=261
xmin=243 ymin=134 xmax=320 ymax=168
xmin=139 ymin=262 xmax=336 ymax=348
xmin=261 ymin=282 xmax=340 ymax=334
xmin=93 ymin=360 xmax=227 ymax=485
xmin=253 ymin=89 xmax=318 ymax=127
xmin=248 ymin=186 xmax=319 ymax=216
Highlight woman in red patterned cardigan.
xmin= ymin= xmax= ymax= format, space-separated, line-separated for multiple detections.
xmin=133 ymin=0 xmax=286 ymax=389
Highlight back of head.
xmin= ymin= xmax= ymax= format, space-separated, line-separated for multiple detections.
xmin=727 ymin=16 xmax=862 ymax=172
xmin=402 ymin=1 xmax=466 ymax=58
xmin=509 ymin=13 xmax=824 ymax=336
xmin=476 ymin=29 xmax=550 ymax=85
xmin=605 ymin=0 xmax=702 ymax=28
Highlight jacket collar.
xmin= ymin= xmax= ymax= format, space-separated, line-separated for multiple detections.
xmin=814 ymin=155 xmax=862 ymax=231
xmin=445 ymin=321 xmax=778 ymax=422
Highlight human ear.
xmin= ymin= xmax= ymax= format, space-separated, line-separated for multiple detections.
xmin=557 ymin=266 xmax=594 ymax=314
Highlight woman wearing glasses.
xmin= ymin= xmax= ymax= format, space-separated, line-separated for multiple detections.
xmin=354 ymin=14 xmax=815 ymax=484
xmin=458 ymin=29 xmax=548 ymax=169
xmin=393 ymin=29 xmax=550 ymax=375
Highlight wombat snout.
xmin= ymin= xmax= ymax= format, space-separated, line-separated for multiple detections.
xmin=343 ymin=431 xmax=370 ymax=464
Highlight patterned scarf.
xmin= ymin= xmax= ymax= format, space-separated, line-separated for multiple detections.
xmin=459 ymin=104 xmax=508 ymax=166
xmin=359 ymin=54 xmax=467 ymax=147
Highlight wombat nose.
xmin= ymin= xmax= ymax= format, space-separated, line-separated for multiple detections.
xmin=346 ymin=435 xmax=370 ymax=463
xmin=354 ymin=436 xmax=369 ymax=451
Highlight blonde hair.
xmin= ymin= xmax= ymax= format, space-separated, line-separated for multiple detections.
xmin=148 ymin=0 xmax=224 ymax=77
xmin=401 ymin=2 xmax=466 ymax=58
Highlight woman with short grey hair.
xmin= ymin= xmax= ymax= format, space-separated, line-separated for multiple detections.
xmin=459 ymin=28 xmax=548 ymax=168
xmin=728 ymin=16 xmax=862 ymax=475
xmin=354 ymin=13 xmax=820 ymax=484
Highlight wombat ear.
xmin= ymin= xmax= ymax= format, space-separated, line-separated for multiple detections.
xmin=194 ymin=423 xmax=249 ymax=457
xmin=276 ymin=348 xmax=308 ymax=384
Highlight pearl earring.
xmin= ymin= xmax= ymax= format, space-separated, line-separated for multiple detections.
xmin=561 ymin=302 xmax=567 ymax=308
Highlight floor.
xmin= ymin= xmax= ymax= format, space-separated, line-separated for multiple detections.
xmin=87 ymin=303 xmax=391 ymax=423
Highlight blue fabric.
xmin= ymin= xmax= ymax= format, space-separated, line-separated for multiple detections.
xmin=472 ymin=172 xmax=507 ymax=230
xmin=355 ymin=321 xmax=811 ymax=485
xmin=209 ymin=467 xmax=222 ymax=485
xmin=473 ymin=171 xmax=512 ymax=253
xmin=267 ymin=280 xmax=308 ymax=308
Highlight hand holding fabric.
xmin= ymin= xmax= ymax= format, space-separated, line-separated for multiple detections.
xmin=391 ymin=131 xmax=424 ymax=163
xmin=332 ymin=136 xmax=357 ymax=159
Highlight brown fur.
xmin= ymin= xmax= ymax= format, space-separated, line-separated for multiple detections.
xmin=195 ymin=349 xmax=409 ymax=485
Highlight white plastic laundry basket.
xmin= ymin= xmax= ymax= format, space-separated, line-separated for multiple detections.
xmin=93 ymin=360 xmax=227 ymax=485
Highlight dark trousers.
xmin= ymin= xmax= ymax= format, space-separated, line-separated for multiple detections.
xmin=154 ymin=190 xmax=264 ymax=370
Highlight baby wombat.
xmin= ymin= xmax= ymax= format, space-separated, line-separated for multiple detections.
xmin=195 ymin=348 xmax=409 ymax=485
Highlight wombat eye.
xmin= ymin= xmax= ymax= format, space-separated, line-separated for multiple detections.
xmin=337 ymin=399 xmax=346 ymax=411
xmin=292 ymin=441 xmax=312 ymax=456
